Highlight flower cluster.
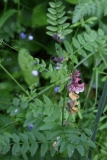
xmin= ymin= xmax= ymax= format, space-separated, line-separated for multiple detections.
xmin=53 ymin=57 xmax=64 ymax=70
xmin=67 ymin=69 xmax=85 ymax=114
xmin=68 ymin=69 xmax=84 ymax=94
xmin=53 ymin=33 xmax=63 ymax=43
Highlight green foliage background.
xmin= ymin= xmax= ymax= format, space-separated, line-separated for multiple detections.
xmin=0 ymin=0 xmax=107 ymax=160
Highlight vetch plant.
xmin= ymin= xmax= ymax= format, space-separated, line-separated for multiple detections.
xmin=0 ymin=0 xmax=107 ymax=160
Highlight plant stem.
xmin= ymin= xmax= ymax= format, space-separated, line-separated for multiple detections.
xmin=28 ymin=84 xmax=54 ymax=102
xmin=74 ymin=52 xmax=94 ymax=69
xmin=62 ymin=89 xmax=67 ymax=126
xmin=88 ymin=78 xmax=107 ymax=159
xmin=0 ymin=63 xmax=28 ymax=96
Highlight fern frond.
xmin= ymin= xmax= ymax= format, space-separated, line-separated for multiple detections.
xmin=72 ymin=0 xmax=107 ymax=23
xmin=103 ymin=0 xmax=107 ymax=16
xmin=95 ymin=0 xmax=103 ymax=18
xmin=72 ymin=0 xmax=96 ymax=23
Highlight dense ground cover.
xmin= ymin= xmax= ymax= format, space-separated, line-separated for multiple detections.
xmin=0 ymin=0 xmax=107 ymax=159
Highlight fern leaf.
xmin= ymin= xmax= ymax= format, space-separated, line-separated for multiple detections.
xmin=72 ymin=0 xmax=96 ymax=23
xmin=95 ymin=0 xmax=103 ymax=18
xmin=103 ymin=0 xmax=107 ymax=16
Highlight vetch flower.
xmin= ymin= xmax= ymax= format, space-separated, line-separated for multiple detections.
xmin=66 ymin=100 xmax=79 ymax=114
xmin=53 ymin=33 xmax=63 ymax=43
xmin=54 ymin=86 xmax=59 ymax=93
xmin=20 ymin=32 xmax=26 ymax=39
xmin=54 ymin=57 xmax=64 ymax=70
xmin=28 ymin=35 xmax=33 ymax=40
xmin=68 ymin=69 xmax=85 ymax=94
xmin=32 ymin=70 xmax=39 ymax=76
xmin=56 ymin=63 xmax=62 ymax=70
xmin=53 ymin=57 xmax=64 ymax=63
xmin=28 ymin=124 xmax=34 ymax=130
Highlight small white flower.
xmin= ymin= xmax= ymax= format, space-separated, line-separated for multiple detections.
xmin=32 ymin=70 xmax=39 ymax=76
xmin=28 ymin=35 xmax=33 ymax=40
xmin=14 ymin=109 xmax=18 ymax=113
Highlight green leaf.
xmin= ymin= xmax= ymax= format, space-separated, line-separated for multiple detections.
xmin=0 ymin=9 xmax=17 ymax=28
xmin=58 ymin=16 xmax=68 ymax=24
xmin=83 ymin=33 xmax=91 ymax=42
xmin=63 ymin=29 xmax=72 ymax=35
xmin=84 ymin=128 xmax=92 ymax=136
xmin=41 ymin=143 xmax=48 ymax=157
xmin=47 ymin=13 xmax=57 ymax=20
xmin=48 ymin=8 xmax=56 ymax=15
xmin=76 ymin=145 xmax=84 ymax=156
xmin=72 ymin=37 xmax=80 ymax=48
xmin=57 ymin=11 xmax=66 ymax=18
xmin=80 ymin=132 xmax=87 ymax=142
xmin=40 ymin=122 xmax=56 ymax=130
xmin=59 ymin=84 xmax=65 ymax=92
xmin=35 ymin=132 xmax=46 ymax=142
xmin=49 ymin=64 xmax=53 ymax=72
xmin=84 ymin=44 xmax=93 ymax=51
xmin=13 ymin=97 xmax=19 ymax=107
xmin=23 ymin=113 xmax=36 ymax=127
xmin=20 ymin=100 xmax=28 ymax=109
xmin=98 ymin=28 xmax=104 ymax=36
xmin=61 ymin=23 xmax=70 ymax=29
xmin=56 ymin=1 xmax=62 ymax=7
xmin=64 ymin=40 xmax=73 ymax=54
xmin=59 ymin=140 xmax=68 ymax=153
xmin=93 ymin=155 xmax=99 ymax=160
xmin=47 ymin=19 xmax=57 ymax=25
xmin=12 ymin=144 xmax=20 ymax=155
xmin=50 ymin=146 xmax=56 ymax=157
xmin=43 ymin=95 xmax=52 ymax=104
xmin=13 ymin=133 xmax=20 ymax=143
xmin=57 ymin=6 xmax=65 ymax=13
xmin=67 ymin=144 xmax=75 ymax=157
xmin=2 ymin=145 xmax=10 ymax=154
xmin=77 ymin=34 xmax=85 ymax=45
xmin=4 ymin=132 xmax=13 ymax=138
xmin=86 ymin=140 xmax=96 ymax=148
xmin=35 ymin=98 xmax=43 ymax=107
xmin=32 ymin=3 xmax=47 ymax=27
xmin=49 ymin=2 xmax=55 ymax=8
xmin=46 ymin=31 xmax=53 ymax=36
xmin=78 ymin=49 xmax=86 ymax=57
xmin=19 ymin=133 xmax=28 ymax=143
xmin=30 ymin=143 xmax=38 ymax=156
xmin=18 ymin=48 xmax=39 ymax=86
xmin=46 ymin=26 xmax=58 ymax=32
xmin=21 ymin=143 xmax=29 ymax=153
xmin=26 ymin=131 xmax=36 ymax=142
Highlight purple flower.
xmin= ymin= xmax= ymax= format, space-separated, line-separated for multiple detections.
xmin=53 ymin=33 xmax=63 ymax=43
xmin=53 ymin=57 xmax=64 ymax=63
xmin=68 ymin=70 xmax=85 ymax=94
xmin=54 ymin=86 xmax=59 ymax=93
xmin=28 ymin=124 xmax=34 ymax=130
xmin=20 ymin=32 xmax=26 ymax=39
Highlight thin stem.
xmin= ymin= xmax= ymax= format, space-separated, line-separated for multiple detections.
xmin=0 ymin=63 xmax=28 ymax=96
xmin=83 ymin=70 xmax=94 ymax=109
xmin=3 ymin=41 xmax=19 ymax=52
xmin=88 ymin=78 xmax=107 ymax=159
xmin=74 ymin=52 xmax=94 ymax=69
xmin=28 ymin=84 xmax=54 ymax=102
xmin=3 ymin=1 xmax=8 ymax=13
xmin=62 ymin=89 xmax=67 ymax=126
